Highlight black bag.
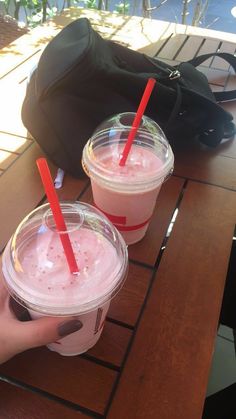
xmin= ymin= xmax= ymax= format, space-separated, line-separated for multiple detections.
xmin=22 ymin=17 xmax=236 ymax=178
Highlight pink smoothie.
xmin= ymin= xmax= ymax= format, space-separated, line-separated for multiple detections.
xmin=3 ymin=226 xmax=124 ymax=355
xmin=18 ymin=227 xmax=122 ymax=308
xmin=90 ymin=144 xmax=165 ymax=245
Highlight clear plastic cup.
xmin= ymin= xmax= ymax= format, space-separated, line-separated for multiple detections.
xmin=2 ymin=202 xmax=128 ymax=356
xmin=82 ymin=112 xmax=174 ymax=245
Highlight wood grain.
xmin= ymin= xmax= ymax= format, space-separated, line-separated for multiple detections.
xmin=158 ymin=34 xmax=187 ymax=60
xmin=0 ymin=149 xmax=18 ymax=170
xmin=0 ymin=132 xmax=31 ymax=154
xmin=108 ymin=181 xmax=236 ymax=419
xmin=0 ymin=9 xmax=235 ymax=419
xmin=56 ymin=175 xmax=89 ymax=202
xmin=79 ymin=178 xmax=184 ymax=266
xmin=128 ymin=177 xmax=185 ymax=266
xmin=0 ymin=23 xmax=63 ymax=79
xmin=199 ymin=67 xmax=229 ymax=87
xmin=176 ymin=35 xmax=204 ymax=61
xmin=173 ymin=138 xmax=236 ymax=190
xmin=86 ymin=321 xmax=132 ymax=367
xmin=0 ymin=347 xmax=116 ymax=415
xmin=0 ymin=143 xmax=57 ymax=252
xmin=0 ymin=380 xmax=87 ymax=418
xmin=108 ymin=262 xmax=153 ymax=327
xmin=197 ymin=38 xmax=221 ymax=67
xmin=0 ymin=79 xmax=30 ymax=137
xmin=211 ymin=41 xmax=236 ymax=71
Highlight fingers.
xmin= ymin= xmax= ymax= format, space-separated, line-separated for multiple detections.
xmin=9 ymin=298 xmax=31 ymax=321
xmin=0 ymin=267 xmax=9 ymax=304
xmin=12 ymin=316 xmax=83 ymax=353
xmin=0 ymin=262 xmax=83 ymax=363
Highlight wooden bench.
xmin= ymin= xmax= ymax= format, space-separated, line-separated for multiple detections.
xmin=0 ymin=8 xmax=236 ymax=419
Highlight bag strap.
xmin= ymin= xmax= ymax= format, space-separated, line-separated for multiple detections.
xmin=187 ymin=52 xmax=236 ymax=102
xmin=165 ymin=83 xmax=182 ymax=129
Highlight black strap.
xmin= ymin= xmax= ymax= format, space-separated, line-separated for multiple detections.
xmin=187 ymin=52 xmax=236 ymax=102
xmin=165 ymin=83 xmax=182 ymax=129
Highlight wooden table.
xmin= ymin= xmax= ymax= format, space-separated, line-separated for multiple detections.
xmin=0 ymin=8 xmax=236 ymax=419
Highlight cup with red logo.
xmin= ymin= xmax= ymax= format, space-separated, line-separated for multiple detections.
xmin=82 ymin=112 xmax=174 ymax=245
xmin=2 ymin=201 xmax=128 ymax=355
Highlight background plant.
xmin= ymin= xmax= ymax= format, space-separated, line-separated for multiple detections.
xmin=0 ymin=0 xmax=211 ymax=27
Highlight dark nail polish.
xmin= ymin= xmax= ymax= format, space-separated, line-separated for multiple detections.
xmin=9 ymin=298 xmax=31 ymax=321
xmin=58 ymin=320 xmax=83 ymax=337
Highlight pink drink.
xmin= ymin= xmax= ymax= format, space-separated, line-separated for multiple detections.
xmin=82 ymin=123 xmax=174 ymax=245
xmin=91 ymin=145 xmax=163 ymax=244
xmin=2 ymin=202 xmax=128 ymax=356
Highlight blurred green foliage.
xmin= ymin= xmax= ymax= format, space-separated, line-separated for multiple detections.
xmin=0 ymin=0 xmax=209 ymax=27
xmin=0 ymin=0 xmax=131 ymax=26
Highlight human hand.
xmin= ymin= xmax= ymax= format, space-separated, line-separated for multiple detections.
xmin=0 ymin=268 xmax=81 ymax=364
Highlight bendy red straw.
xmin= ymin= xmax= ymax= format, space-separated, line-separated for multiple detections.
xmin=119 ymin=78 xmax=156 ymax=166
xmin=36 ymin=158 xmax=79 ymax=274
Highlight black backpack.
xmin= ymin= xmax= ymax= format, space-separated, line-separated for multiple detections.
xmin=21 ymin=17 xmax=236 ymax=178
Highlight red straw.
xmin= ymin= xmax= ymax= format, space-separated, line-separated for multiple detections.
xmin=36 ymin=158 xmax=79 ymax=274
xmin=119 ymin=78 xmax=156 ymax=166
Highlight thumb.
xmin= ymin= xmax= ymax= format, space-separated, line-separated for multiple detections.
xmin=13 ymin=317 xmax=83 ymax=352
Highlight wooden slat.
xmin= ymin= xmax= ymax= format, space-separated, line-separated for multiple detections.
xmin=153 ymin=57 xmax=179 ymax=66
xmin=220 ymin=100 xmax=236 ymax=159
xmin=209 ymin=83 xmax=224 ymax=92
xmin=79 ymin=178 xmax=184 ymax=267
xmin=0 ymin=150 xmax=18 ymax=170
xmin=158 ymin=34 xmax=188 ymax=60
xmin=183 ymin=26 xmax=236 ymax=43
xmin=174 ymin=152 xmax=236 ymax=190
xmin=55 ymin=8 xmax=171 ymax=52
xmin=108 ymin=181 xmax=236 ymax=419
xmin=176 ymin=35 xmax=204 ymax=61
xmin=198 ymin=67 xmax=229 ymax=87
xmin=1 ymin=8 xmax=234 ymax=80
xmin=138 ymin=33 xmax=173 ymax=58
xmin=55 ymin=9 xmax=236 ymax=46
xmin=0 ymin=132 xmax=32 ymax=154
xmin=173 ymin=138 xmax=236 ymax=190
xmin=53 ymin=7 xmax=133 ymax=36
xmin=211 ymin=41 xmax=236 ymax=71
xmin=197 ymin=38 xmax=221 ymax=67
xmin=86 ymin=321 xmax=132 ymax=367
xmin=108 ymin=262 xmax=153 ymax=327
xmin=0 ymin=380 xmax=87 ymax=418
xmin=56 ymin=175 xmax=89 ymax=201
xmin=128 ymin=177 xmax=185 ymax=266
xmin=0 ymin=142 xmax=88 ymax=253
xmin=0 ymin=79 xmax=30 ymax=137
xmin=0 ymin=9 xmax=235 ymax=419
xmin=0 ymin=143 xmax=56 ymax=252
xmin=0 ymin=23 xmax=63 ymax=79
xmin=0 ymin=51 xmax=41 ymax=85
xmin=224 ymin=72 xmax=236 ymax=93
xmin=0 ymin=347 xmax=116 ymax=415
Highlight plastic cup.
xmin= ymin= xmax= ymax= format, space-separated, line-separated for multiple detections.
xmin=2 ymin=202 xmax=128 ymax=356
xmin=82 ymin=112 xmax=174 ymax=245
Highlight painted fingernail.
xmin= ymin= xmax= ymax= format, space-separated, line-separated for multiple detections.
xmin=58 ymin=320 xmax=83 ymax=337
xmin=9 ymin=298 xmax=31 ymax=321
xmin=19 ymin=310 xmax=31 ymax=322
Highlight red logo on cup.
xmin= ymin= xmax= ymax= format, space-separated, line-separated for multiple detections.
xmin=94 ymin=202 xmax=150 ymax=231
xmin=94 ymin=307 xmax=104 ymax=334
